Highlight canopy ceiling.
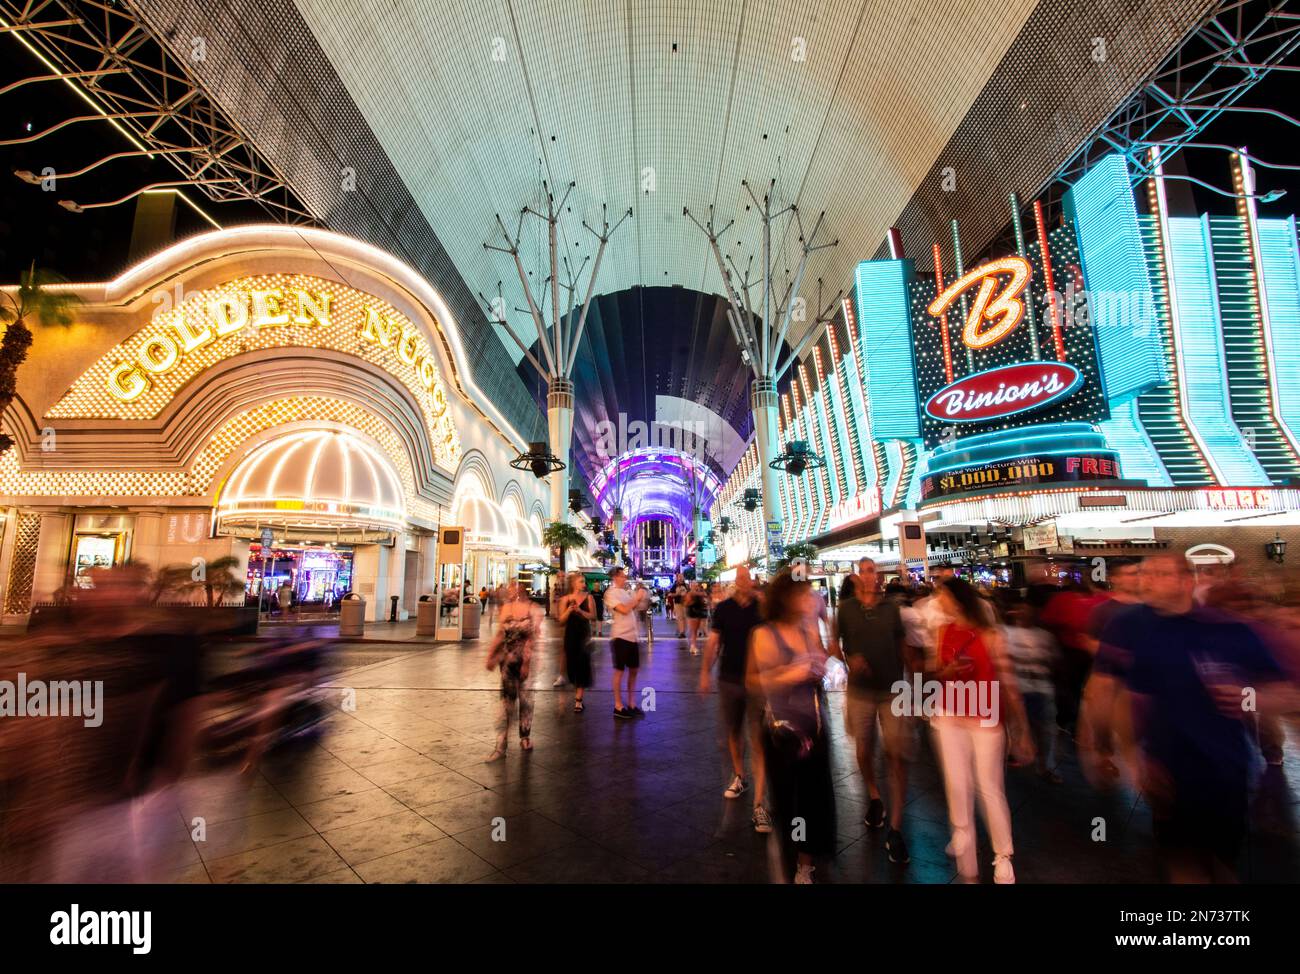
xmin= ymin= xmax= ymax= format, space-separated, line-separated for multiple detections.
xmin=291 ymin=0 xmax=1038 ymax=360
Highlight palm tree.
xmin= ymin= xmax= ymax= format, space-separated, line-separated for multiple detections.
xmin=191 ymin=554 xmax=245 ymax=607
xmin=542 ymin=520 xmax=589 ymax=574
xmin=0 ymin=263 xmax=80 ymax=455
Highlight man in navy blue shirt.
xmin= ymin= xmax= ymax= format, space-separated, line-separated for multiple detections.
xmin=1093 ymin=552 xmax=1287 ymax=882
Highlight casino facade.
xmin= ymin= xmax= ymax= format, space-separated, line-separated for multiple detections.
xmin=0 ymin=227 xmax=548 ymax=624
xmin=713 ymin=152 xmax=1300 ymax=590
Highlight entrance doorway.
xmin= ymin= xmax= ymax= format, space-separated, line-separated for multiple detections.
xmin=247 ymin=542 xmax=355 ymax=615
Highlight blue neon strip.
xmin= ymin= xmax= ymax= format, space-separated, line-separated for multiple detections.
xmin=1258 ymin=217 xmax=1300 ymax=459
xmin=1096 ymin=396 xmax=1173 ymax=486
xmin=924 ymin=427 xmax=1115 ymax=474
xmin=844 ymin=351 xmax=881 ymax=494
xmin=1063 ymin=154 xmax=1166 ymax=399
xmin=853 ymin=260 xmax=921 ymax=439
xmin=1166 ymin=216 xmax=1269 ymax=485
xmin=883 ymin=440 xmax=905 ymax=507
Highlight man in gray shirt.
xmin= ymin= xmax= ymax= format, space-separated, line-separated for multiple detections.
xmin=836 ymin=558 xmax=917 ymax=864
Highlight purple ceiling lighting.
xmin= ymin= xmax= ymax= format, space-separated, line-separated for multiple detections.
xmin=589 ymin=448 xmax=721 ymax=537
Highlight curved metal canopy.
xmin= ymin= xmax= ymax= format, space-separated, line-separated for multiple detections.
xmin=291 ymin=0 xmax=1039 ymax=362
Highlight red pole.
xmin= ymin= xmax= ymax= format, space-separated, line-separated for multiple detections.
xmin=1034 ymin=200 xmax=1067 ymax=361
xmin=933 ymin=243 xmax=954 ymax=383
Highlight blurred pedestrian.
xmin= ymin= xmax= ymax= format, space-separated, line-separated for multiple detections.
xmin=931 ymin=578 xmax=1032 ymax=883
xmin=836 ymin=560 xmax=917 ymax=863
xmin=606 ymin=567 xmax=649 ymax=718
xmin=751 ymin=570 xmax=835 ymax=884
xmin=1091 ymin=553 xmax=1293 ymax=882
xmin=558 ymin=573 xmax=595 ymax=713
xmin=686 ymin=581 xmax=708 ymax=655
xmin=485 ymin=581 xmax=538 ymax=759
xmin=700 ymin=565 xmax=771 ymax=833
xmin=1001 ymin=604 xmax=1061 ymax=783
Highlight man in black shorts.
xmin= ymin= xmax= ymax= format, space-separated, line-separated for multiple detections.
xmin=606 ymin=567 xmax=649 ymax=718
xmin=700 ymin=566 xmax=771 ymax=832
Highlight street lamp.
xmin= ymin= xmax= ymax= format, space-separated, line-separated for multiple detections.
xmin=1265 ymin=534 xmax=1287 ymax=564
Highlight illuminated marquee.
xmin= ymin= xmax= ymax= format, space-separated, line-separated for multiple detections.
xmin=105 ymin=287 xmax=445 ymax=406
xmin=910 ymin=221 xmax=1109 ymax=449
xmin=920 ymin=453 xmax=1121 ymax=501
xmin=1202 ymin=487 xmax=1275 ymax=509
xmin=927 ymin=256 xmax=1031 ymax=350
xmin=48 ymin=274 xmax=461 ymax=469
xmin=924 ymin=362 xmax=1082 ymax=423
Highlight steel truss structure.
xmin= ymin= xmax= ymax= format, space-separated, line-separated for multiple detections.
xmin=1 ymin=0 xmax=313 ymax=222
xmin=980 ymin=0 xmax=1300 ymax=262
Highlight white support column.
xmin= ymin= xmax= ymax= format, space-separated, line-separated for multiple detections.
xmin=547 ymin=377 xmax=574 ymax=524
xmin=751 ymin=377 xmax=783 ymax=553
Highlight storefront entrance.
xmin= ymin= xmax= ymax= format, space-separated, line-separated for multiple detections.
xmin=246 ymin=542 xmax=355 ymax=613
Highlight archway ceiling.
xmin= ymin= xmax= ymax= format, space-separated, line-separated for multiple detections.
xmin=292 ymin=0 xmax=1039 ymax=362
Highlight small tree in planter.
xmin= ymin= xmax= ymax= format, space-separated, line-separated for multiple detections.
xmin=190 ymin=555 xmax=246 ymax=607
xmin=774 ymin=541 xmax=819 ymax=573
xmin=0 ymin=264 xmax=80 ymax=455
xmin=542 ymin=520 xmax=589 ymax=574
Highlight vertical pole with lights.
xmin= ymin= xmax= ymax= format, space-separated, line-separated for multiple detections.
xmin=483 ymin=188 xmax=632 ymax=524
xmin=685 ymin=188 xmax=841 ymax=563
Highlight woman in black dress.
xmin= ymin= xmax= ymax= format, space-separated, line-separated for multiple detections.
xmin=750 ymin=570 xmax=836 ymax=884
xmin=559 ymin=573 xmax=595 ymax=712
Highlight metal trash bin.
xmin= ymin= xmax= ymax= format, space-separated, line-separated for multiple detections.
xmin=339 ymin=593 xmax=366 ymax=637
xmin=415 ymin=595 xmax=437 ymax=636
xmin=461 ymin=600 xmax=481 ymax=639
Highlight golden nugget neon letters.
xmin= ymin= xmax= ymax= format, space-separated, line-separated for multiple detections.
xmin=108 ymin=288 xmax=332 ymax=401
xmin=106 ymin=286 xmax=446 ymax=409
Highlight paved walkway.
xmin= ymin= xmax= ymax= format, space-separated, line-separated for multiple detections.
xmin=114 ymin=612 xmax=1300 ymax=883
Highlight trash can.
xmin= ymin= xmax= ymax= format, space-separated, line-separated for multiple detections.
xmin=461 ymin=599 xmax=481 ymax=639
xmin=339 ymin=593 xmax=366 ymax=638
xmin=415 ymin=595 xmax=437 ymax=637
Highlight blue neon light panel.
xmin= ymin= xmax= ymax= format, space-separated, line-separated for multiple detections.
xmin=853 ymin=259 xmax=921 ymax=440
xmin=1063 ymin=153 xmax=1166 ymax=400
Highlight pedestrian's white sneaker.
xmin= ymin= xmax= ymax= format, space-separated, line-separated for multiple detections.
xmin=723 ymin=774 xmax=746 ymax=799
xmin=752 ymin=805 xmax=773 ymax=833
xmin=993 ymin=854 xmax=1016 ymax=884
xmin=794 ymin=863 xmax=816 ymax=884
xmin=552 ymin=676 xmax=565 ymax=687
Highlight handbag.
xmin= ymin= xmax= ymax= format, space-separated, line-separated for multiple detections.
xmin=764 ymin=691 xmax=821 ymax=760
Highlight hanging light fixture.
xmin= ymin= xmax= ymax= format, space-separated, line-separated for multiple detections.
xmin=1265 ymin=534 xmax=1287 ymax=564
xmin=740 ymin=488 xmax=761 ymax=512
xmin=510 ymin=441 xmax=565 ymax=479
xmin=770 ymin=440 xmax=825 ymax=477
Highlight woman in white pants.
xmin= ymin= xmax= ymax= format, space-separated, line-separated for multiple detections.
xmin=930 ymin=578 xmax=1032 ymax=883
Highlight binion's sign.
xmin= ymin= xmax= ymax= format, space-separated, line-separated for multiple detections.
xmin=910 ymin=223 xmax=1109 ymax=448
xmin=924 ymin=362 xmax=1082 ymax=423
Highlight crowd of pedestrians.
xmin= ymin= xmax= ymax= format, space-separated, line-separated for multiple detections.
xmin=538 ymin=551 xmax=1299 ymax=885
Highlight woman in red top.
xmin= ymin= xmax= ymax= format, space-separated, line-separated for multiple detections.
xmin=932 ymin=578 xmax=1031 ymax=884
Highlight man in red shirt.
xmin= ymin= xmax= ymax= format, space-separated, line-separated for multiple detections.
xmin=1041 ymin=579 xmax=1108 ymax=736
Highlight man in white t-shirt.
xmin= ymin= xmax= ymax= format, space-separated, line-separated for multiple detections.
xmin=606 ymin=566 xmax=649 ymax=718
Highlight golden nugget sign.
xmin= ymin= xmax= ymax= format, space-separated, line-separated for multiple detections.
xmin=107 ymin=287 xmax=445 ymax=404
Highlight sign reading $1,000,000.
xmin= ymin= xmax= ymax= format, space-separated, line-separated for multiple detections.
xmin=920 ymin=453 xmax=1121 ymax=501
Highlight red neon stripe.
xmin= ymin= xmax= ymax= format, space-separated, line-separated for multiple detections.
xmin=1034 ymin=200 xmax=1067 ymax=361
xmin=932 ymin=243 xmax=954 ymax=382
